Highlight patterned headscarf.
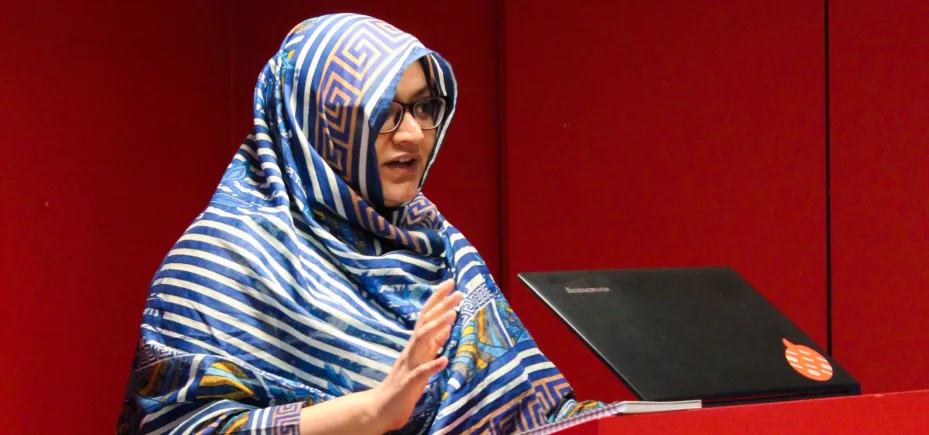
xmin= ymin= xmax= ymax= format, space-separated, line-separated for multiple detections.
xmin=118 ymin=13 xmax=601 ymax=435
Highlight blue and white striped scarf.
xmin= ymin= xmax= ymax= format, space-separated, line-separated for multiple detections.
xmin=118 ymin=13 xmax=601 ymax=435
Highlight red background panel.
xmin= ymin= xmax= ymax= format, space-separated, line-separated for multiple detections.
xmin=0 ymin=2 xmax=233 ymax=433
xmin=2 ymin=0 xmax=929 ymax=433
xmin=829 ymin=0 xmax=929 ymax=393
xmin=502 ymin=1 xmax=827 ymax=402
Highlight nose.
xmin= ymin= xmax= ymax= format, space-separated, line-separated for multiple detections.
xmin=391 ymin=111 xmax=425 ymax=147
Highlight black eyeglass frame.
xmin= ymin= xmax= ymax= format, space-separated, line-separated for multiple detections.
xmin=378 ymin=96 xmax=448 ymax=134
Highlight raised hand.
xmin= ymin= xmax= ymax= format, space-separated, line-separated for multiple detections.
xmin=372 ymin=280 xmax=463 ymax=431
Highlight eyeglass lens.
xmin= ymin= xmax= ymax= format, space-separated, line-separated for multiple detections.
xmin=381 ymin=97 xmax=446 ymax=133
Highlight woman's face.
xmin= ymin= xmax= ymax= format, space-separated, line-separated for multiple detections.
xmin=375 ymin=61 xmax=438 ymax=208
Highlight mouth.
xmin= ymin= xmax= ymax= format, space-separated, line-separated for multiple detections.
xmin=383 ymin=155 xmax=421 ymax=175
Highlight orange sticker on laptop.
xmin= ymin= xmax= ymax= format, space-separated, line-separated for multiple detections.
xmin=783 ymin=339 xmax=833 ymax=381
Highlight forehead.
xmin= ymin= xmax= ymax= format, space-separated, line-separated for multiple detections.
xmin=395 ymin=61 xmax=430 ymax=97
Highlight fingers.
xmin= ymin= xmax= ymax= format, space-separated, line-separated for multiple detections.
xmin=416 ymin=309 xmax=457 ymax=343
xmin=410 ymin=309 xmax=457 ymax=361
xmin=417 ymin=280 xmax=455 ymax=326
xmin=431 ymin=323 xmax=453 ymax=349
xmin=411 ymin=356 xmax=448 ymax=382
xmin=418 ymin=289 xmax=463 ymax=329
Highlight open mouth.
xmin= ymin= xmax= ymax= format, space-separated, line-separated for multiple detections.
xmin=385 ymin=156 xmax=419 ymax=171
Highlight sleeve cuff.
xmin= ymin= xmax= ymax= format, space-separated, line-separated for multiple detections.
xmin=241 ymin=402 xmax=303 ymax=434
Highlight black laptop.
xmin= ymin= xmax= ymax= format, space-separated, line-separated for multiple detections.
xmin=518 ymin=266 xmax=860 ymax=406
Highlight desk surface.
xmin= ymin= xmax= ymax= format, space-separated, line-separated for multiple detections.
xmin=560 ymin=390 xmax=929 ymax=434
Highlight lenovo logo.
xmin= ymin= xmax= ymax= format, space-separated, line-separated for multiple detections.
xmin=565 ymin=287 xmax=610 ymax=294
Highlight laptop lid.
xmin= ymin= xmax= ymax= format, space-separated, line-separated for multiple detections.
xmin=517 ymin=267 xmax=860 ymax=404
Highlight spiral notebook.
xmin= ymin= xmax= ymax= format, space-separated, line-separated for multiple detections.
xmin=515 ymin=400 xmax=702 ymax=435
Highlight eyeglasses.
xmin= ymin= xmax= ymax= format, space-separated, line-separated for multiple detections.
xmin=380 ymin=96 xmax=447 ymax=134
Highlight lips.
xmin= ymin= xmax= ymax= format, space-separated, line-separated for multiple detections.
xmin=383 ymin=155 xmax=420 ymax=175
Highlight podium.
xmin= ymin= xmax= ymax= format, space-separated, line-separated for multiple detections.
xmin=558 ymin=390 xmax=929 ymax=434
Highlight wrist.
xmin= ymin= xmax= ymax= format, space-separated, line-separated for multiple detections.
xmin=360 ymin=388 xmax=393 ymax=433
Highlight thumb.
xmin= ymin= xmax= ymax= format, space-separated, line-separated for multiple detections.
xmin=411 ymin=356 xmax=448 ymax=383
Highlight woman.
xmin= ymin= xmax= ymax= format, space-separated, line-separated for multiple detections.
xmin=118 ymin=13 xmax=601 ymax=435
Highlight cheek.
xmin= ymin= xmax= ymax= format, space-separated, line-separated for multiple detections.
xmin=423 ymin=132 xmax=438 ymax=157
xmin=374 ymin=136 xmax=390 ymax=165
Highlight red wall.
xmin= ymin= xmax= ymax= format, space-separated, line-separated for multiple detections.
xmin=2 ymin=1 xmax=927 ymax=434
xmin=0 ymin=2 xmax=235 ymax=433
xmin=503 ymin=0 xmax=827 ymax=402
xmin=830 ymin=0 xmax=929 ymax=393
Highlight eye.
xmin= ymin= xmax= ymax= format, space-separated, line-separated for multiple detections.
xmin=413 ymin=100 xmax=435 ymax=118
xmin=413 ymin=97 xmax=446 ymax=126
xmin=381 ymin=102 xmax=404 ymax=132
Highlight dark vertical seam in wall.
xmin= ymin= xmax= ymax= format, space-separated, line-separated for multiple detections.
xmin=495 ymin=0 xmax=508 ymax=289
xmin=228 ymin=0 xmax=238 ymax=148
xmin=825 ymin=0 xmax=833 ymax=355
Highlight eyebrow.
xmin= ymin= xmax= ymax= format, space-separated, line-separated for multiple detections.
xmin=412 ymin=86 xmax=431 ymax=98
xmin=396 ymin=86 xmax=432 ymax=103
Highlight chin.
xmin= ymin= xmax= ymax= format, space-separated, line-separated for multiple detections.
xmin=384 ymin=197 xmax=414 ymax=208
xmin=381 ymin=179 xmax=422 ymax=207
xmin=383 ymin=191 xmax=418 ymax=208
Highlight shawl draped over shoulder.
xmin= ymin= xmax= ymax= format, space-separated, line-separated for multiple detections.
xmin=118 ymin=13 xmax=602 ymax=435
